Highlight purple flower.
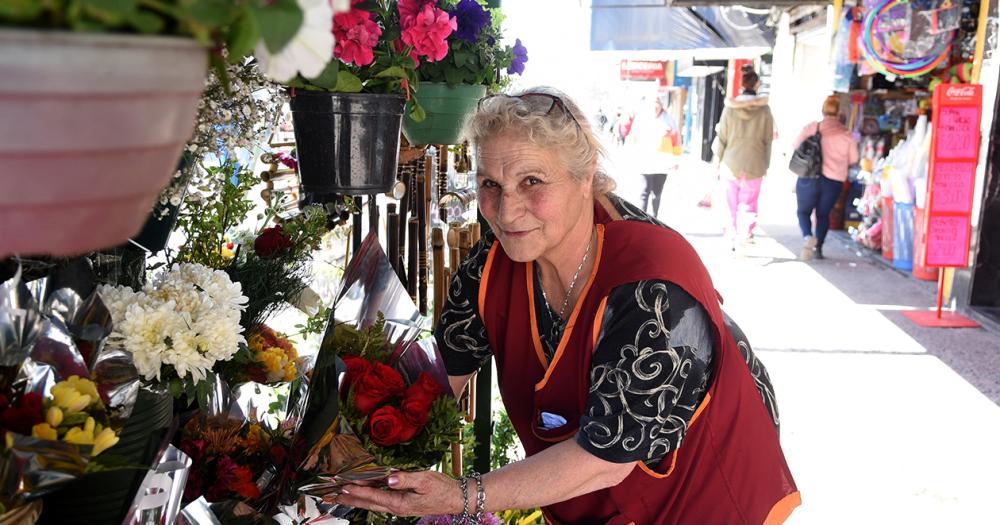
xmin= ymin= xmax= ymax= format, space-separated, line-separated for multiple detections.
xmin=508 ymin=38 xmax=528 ymax=75
xmin=451 ymin=0 xmax=491 ymax=43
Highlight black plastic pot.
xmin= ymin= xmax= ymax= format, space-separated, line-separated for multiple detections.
xmin=289 ymin=91 xmax=405 ymax=195
xmin=38 ymin=388 xmax=173 ymax=525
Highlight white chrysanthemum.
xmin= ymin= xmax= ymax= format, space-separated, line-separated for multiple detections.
xmin=255 ymin=0 xmax=338 ymax=83
xmin=100 ymin=263 xmax=247 ymax=383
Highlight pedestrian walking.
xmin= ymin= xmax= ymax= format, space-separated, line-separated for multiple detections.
xmin=792 ymin=95 xmax=859 ymax=260
xmin=629 ymin=95 xmax=679 ymax=218
xmin=712 ymin=65 xmax=774 ymax=249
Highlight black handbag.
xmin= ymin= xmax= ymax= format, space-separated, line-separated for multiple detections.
xmin=789 ymin=123 xmax=823 ymax=179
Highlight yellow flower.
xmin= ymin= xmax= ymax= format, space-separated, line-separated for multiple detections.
xmin=282 ymin=360 xmax=297 ymax=381
xmin=50 ymin=377 xmax=97 ymax=413
xmin=92 ymin=427 xmax=119 ymax=456
xmin=247 ymin=333 xmax=265 ymax=352
xmin=243 ymin=424 xmax=267 ymax=452
xmin=46 ymin=406 xmax=64 ymax=428
xmin=64 ymin=417 xmax=97 ymax=446
xmin=31 ymin=423 xmax=58 ymax=441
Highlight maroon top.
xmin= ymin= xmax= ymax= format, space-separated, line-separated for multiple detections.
xmin=478 ymin=199 xmax=799 ymax=524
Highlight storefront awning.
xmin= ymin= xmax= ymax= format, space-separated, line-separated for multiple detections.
xmin=590 ymin=0 xmax=776 ymax=51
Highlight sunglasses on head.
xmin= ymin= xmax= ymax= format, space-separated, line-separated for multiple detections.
xmin=477 ymin=92 xmax=581 ymax=129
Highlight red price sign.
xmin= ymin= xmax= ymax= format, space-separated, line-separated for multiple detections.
xmin=922 ymin=84 xmax=982 ymax=268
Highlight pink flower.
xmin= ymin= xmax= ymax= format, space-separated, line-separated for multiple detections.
xmin=333 ymin=7 xmax=382 ymax=67
xmin=398 ymin=0 xmax=437 ymax=28
xmin=400 ymin=4 xmax=455 ymax=63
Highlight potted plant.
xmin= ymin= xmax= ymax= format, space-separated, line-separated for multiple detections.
xmin=0 ymin=0 xmax=339 ymax=258
xmin=284 ymin=0 xmax=458 ymax=196
xmin=402 ymin=0 xmax=528 ymax=146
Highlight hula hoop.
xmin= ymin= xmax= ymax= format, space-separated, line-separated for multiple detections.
xmin=862 ymin=0 xmax=954 ymax=78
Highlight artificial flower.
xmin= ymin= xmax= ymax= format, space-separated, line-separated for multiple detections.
xmin=334 ymin=7 xmax=382 ymax=67
xmin=450 ymin=0 xmax=490 ymax=43
xmin=401 ymin=4 xmax=456 ymax=62
xmin=509 ymin=38 xmax=528 ymax=75
xmin=256 ymin=0 xmax=338 ymax=83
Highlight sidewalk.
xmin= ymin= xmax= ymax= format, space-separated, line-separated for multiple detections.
xmin=611 ymin=159 xmax=1000 ymax=524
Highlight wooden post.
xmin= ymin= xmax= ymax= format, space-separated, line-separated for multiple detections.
xmin=458 ymin=228 xmax=472 ymax=263
xmin=387 ymin=203 xmax=402 ymax=283
xmin=407 ymin=218 xmax=418 ymax=302
xmin=416 ymin=173 xmax=428 ymax=316
xmin=447 ymin=224 xmax=462 ymax=274
xmin=432 ymin=227 xmax=446 ymax=326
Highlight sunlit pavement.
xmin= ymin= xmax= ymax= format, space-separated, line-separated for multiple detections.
xmin=609 ymin=154 xmax=1000 ymax=525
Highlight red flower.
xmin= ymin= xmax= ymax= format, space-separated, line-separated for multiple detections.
xmin=366 ymin=405 xmax=417 ymax=446
xmin=269 ymin=443 xmax=288 ymax=467
xmin=341 ymin=355 xmax=374 ymax=395
xmin=353 ymin=362 xmax=405 ymax=416
xmin=405 ymin=372 xmax=443 ymax=404
xmin=1 ymin=393 xmax=44 ymax=436
xmin=400 ymin=4 xmax=455 ymax=62
xmin=400 ymin=394 xmax=432 ymax=429
xmin=398 ymin=0 xmax=437 ymax=28
xmin=254 ymin=225 xmax=293 ymax=258
xmin=334 ymin=8 xmax=382 ymax=67
xmin=229 ymin=464 xmax=261 ymax=500
xmin=179 ymin=438 xmax=207 ymax=465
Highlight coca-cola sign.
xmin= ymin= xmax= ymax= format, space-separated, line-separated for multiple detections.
xmin=945 ymin=85 xmax=977 ymax=100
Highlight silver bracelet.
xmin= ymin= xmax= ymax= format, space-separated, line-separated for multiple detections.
xmin=470 ymin=471 xmax=485 ymax=521
xmin=457 ymin=476 xmax=470 ymax=523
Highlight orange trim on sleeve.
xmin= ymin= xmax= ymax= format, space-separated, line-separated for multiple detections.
xmin=637 ymin=449 xmax=678 ymax=479
xmin=763 ymin=491 xmax=802 ymax=525
xmin=526 ymin=263 xmax=550 ymax=369
xmin=477 ymin=242 xmax=499 ymax=320
xmin=591 ymin=296 xmax=609 ymax=349
xmin=534 ymin=225 xmax=606 ymax=392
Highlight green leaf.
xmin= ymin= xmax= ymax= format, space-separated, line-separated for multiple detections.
xmin=250 ymin=0 xmax=303 ymax=54
xmin=374 ymin=66 xmax=408 ymax=80
xmin=227 ymin=10 xmax=260 ymax=62
xmin=304 ymin=60 xmax=340 ymax=90
xmin=0 ymin=0 xmax=45 ymax=21
xmin=453 ymin=51 xmax=472 ymax=68
xmin=128 ymin=9 xmax=164 ymax=33
xmin=443 ymin=66 xmax=464 ymax=86
xmin=333 ymin=70 xmax=363 ymax=93
xmin=408 ymin=100 xmax=426 ymax=122
xmin=186 ymin=0 xmax=232 ymax=29
xmin=79 ymin=0 xmax=136 ymax=25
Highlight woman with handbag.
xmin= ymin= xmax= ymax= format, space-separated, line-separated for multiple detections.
xmin=792 ymin=95 xmax=859 ymax=260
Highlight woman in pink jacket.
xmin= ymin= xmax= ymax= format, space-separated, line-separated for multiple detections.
xmin=792 ymin=95 xmax=859 ymax=260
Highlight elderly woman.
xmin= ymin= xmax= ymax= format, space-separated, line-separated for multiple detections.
xmin=339 ymin=88 xmax=799 ymax=524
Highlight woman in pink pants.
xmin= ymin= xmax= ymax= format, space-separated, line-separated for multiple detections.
xmin=712 ymin=66 xmax=774 ymax=249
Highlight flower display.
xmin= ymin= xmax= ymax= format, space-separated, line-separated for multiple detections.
xmin=256 ymin=0 xmax=341 ymax=83
xmin=254 ymin=225 xmax=295 ymax=258
xmin=100 ymin=263 xmax=248 ymax=385
xmin=400 ymin=3 xmax=457 ymax=62
xmin=509 ymin=37 xmax=528 ymax=75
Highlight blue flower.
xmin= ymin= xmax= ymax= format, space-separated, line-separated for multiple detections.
xmin=451 ymin=0 xmax=491 ymax=43
xmin=508 ymin=38 xmax=527 ymax=75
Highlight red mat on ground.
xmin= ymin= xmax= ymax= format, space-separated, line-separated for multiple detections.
xmin=903 ymin=310 xmax=980 ymax=328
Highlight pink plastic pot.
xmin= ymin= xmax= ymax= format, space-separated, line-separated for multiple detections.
xmin=0 ymin=29 xmax=207 ymax=258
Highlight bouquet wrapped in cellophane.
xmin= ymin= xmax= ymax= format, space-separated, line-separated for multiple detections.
xmin=0 ymin=259 xmax=140 ymax=519
xmin=175 ymin=233 xmax=463 ymax=525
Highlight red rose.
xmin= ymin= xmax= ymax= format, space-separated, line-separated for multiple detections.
xmin=400 ymin=395 xmax=432 ymax=429
xmin=405 ymin=372 xmax=443 ymax=404
xmin=352 ymin=362 xmax=405 ymax=416
xmin=366 ymin=406 xmax=417 ymax=446
xmin=254 ymin=225 xmax=293 ymax=258
xmin=341 ymin=356 xmax=374 ymax=396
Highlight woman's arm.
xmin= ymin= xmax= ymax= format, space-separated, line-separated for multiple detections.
xmin=448 ymin=373 xmax=474 ymax=399
xmin=337 ymin=438 xmax=635 ymax=516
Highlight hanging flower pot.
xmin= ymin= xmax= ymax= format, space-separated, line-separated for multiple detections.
xmin=0 ymin=29 xmax=207 ymax=259
xmin=289 ymin=91 xmax=405 ymax=196
xmin=401 ymin=82 xmax=486 ymax=146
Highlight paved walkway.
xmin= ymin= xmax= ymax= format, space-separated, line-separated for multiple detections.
xmin=610 ymin=155 xmax=1000 ymax=525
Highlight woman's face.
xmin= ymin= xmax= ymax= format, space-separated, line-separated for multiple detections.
xmin=476 ymin=134 xmax=593 ymax=263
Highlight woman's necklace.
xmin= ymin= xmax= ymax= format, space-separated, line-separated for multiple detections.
xmin=540 ymin=228 xmax=596 ymax=320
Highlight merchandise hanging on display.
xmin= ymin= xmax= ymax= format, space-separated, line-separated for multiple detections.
xmin=861 ymin=0 xmax=955 ymax=78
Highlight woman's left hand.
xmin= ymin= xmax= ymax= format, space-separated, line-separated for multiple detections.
xmin=337 ymin=470 xmax=462 ymax=517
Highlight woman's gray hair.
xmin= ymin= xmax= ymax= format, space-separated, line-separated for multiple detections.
xmin=463 ymin=86 xmax=616 ymax=194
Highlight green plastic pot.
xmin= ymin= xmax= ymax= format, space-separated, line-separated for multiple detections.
xmin=402 ymin=82 xmax=487 ymax=146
